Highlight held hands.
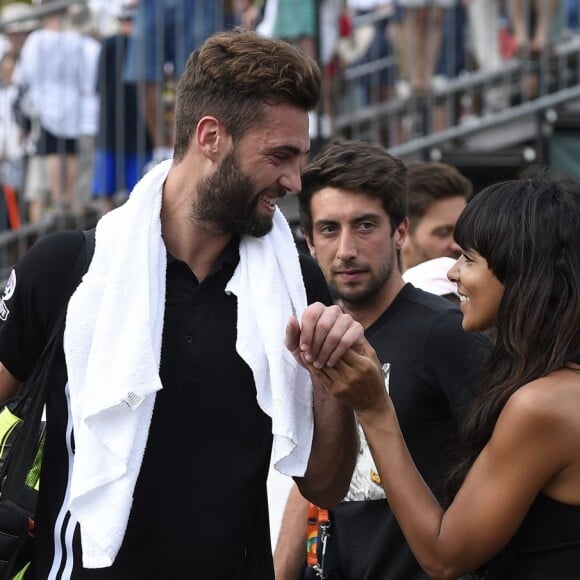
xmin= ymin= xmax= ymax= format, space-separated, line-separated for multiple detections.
xmin=303 ymin=338 xmax=389 ymax=414
xmin=284 ymin=303 xmax=364 ymax=371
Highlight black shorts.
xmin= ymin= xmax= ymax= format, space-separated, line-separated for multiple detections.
xmin=37 ymin=128 xmax=78 ymax=156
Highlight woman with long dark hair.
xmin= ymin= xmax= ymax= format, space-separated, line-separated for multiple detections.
xmin=307 ymin=176 xmax=580 ymax=579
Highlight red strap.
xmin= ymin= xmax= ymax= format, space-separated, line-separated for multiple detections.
xmin=3 ymin=184 xmax=21 ymax=230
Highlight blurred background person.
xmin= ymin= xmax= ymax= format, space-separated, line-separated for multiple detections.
xmin=0 ymin=2 xmax=39 ymax=209
xmin=508 ymin=0 xmax=561 ymax=55
xmin=402 ymin=255 xmax=460 ymax=305
xmin=400 ymin=161 xmax=472 ymax=272
xmin=92 ymin=2 xmax=152 ymax=214
xmin=13 ymin=0 xmax=88 ymax=214
xmin=69 ymin=1 xmax=101 ymax=215
xmin=396 ymin=0 xmax=455 ymax=97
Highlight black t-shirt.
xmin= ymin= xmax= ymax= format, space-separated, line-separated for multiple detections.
xmin=0 ymin=230 xmax=332 ymax=580
xmin=331 ymin=284 xmax=489 ymax=580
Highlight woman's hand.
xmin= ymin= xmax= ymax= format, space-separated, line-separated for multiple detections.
xmin=304 ymin=337 xmax=389 ymax=414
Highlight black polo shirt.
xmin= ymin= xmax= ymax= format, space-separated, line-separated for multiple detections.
xmin=0 ymin=230 xmax=332 ymax=579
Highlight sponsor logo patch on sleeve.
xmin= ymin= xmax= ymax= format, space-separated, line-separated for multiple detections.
xmin=0 ymin=269 xmax=16 ymax=321
xmin=2 ymin=269 xmax=16 ymax=302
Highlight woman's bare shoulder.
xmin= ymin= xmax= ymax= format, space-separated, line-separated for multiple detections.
xmin=504 ymin=368 xmax=580 ymax=420
xmin=495 ymin=369 xmax=580 ymax=497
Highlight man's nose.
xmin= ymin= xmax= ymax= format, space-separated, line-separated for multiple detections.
xmin=279 ymin=159 xmax=302 ymax=194
xmin=337 ymin=231 xmax=357 ymax=260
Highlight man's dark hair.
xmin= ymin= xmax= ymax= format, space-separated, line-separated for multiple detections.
xmin=406 ymin=162 xmax=473 ymax=232
xmin=298 ymin=139 xmax=407 ymax=238
xmin=173 ymin=28 xmax=321 ymax=161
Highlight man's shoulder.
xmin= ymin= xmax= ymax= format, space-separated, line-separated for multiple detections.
xmin=398 ymin=283 xmax=458 ymax=316
xmin=13 ymin=229 xmax=86 ymax=290
xmin=25 ymin=229 xmax=85 ymax=267
xmin=371 ymin=284 xmax=489 ymax=353
xmin=375 ymin=284 xmax=462 ymax=333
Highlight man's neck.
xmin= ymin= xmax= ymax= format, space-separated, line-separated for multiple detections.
xmin=340 ymin=275 xmax=406 ymax=330
xmin=161 ymin=164 xmax=233 ymax=281
xmin=164 ymin=223 xmax=233 ymax=282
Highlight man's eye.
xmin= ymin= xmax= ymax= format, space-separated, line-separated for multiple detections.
xmin=433 ymin=227 xmax=453 ymax=239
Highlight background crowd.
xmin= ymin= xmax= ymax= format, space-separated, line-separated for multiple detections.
xmin=0 ymin=0 xmax=579 ymax=228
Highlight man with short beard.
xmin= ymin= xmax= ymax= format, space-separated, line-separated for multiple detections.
xmin=0 ymin=31 xmax=362 ymax=579
xmin=274 ymin=139 xmax=489 ymax=580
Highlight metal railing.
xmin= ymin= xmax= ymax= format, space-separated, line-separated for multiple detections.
xmin=334 ymin=4 xmax=580 ymax=160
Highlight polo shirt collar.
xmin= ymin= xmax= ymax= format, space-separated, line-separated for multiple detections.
xmin=166 ymin=235 xmax=241 ymax=273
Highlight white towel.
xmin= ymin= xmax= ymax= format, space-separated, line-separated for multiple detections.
xmin=63 ymin=159 xmax=313 ymax=568
xmin=226 ymin=208 xmax=313 ymax=477
xmin=64 ymin=159 xmax=171 ymax=568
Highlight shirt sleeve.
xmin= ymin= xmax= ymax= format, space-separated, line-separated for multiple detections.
xmin=0 ymin=230 xmax=85 ymax=381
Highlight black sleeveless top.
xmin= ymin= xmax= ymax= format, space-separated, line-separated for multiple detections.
xmin=505 ymin=493 xmax=580 ymax=579
xmin=482 ymin=356 xmax=580 ymax=579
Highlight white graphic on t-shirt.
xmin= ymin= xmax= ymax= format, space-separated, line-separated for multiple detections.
xmin=344 ymin=363 xmax=391 ymax=502
xmin=2 ymin=269 xmax=16 ymax=301
xmin=0 ymin=300 xmax=9 ymax=322
xmin=0 ymin=269 xmax=16 ymax=320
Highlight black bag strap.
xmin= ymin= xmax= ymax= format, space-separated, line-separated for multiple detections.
xmin=1 ymin=228 xmax=95 ymax=502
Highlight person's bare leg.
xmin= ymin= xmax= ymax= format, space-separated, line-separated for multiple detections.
xmin=531 ymin=0 xmax=559 ymax=52
xmin=27 ymin=200 xmax=44 ymax=223
xmin=64 ymin=155 xmax=78 ymax=212
xmin=46 ymin=154 xmax=78 ymax=211
xmin=402 ymin=7 xmax=444 ymax=96
xmin=424 ymin=6 xmax=444 ymax=90
xmin=46 ymin=154 xmax=62 ymax=208
xmin=296 ymin=35 xmax=334 ymax=137
xmin=508 ymin=0 xmax=531 ymax=51
xmin=402 ymin=8 xmax=424 ymax=94
xmin=394 ymin=12 xmax=410 ymax=87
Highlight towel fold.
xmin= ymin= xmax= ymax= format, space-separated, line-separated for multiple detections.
xmin=63 ymin=159 xmax=313 ymax=568
xmin=64 ymin=159 xmax=171 ymax=568
xmin=226 ymin=208 xmax=313 ymax=477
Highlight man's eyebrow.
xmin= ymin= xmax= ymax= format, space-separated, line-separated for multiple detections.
xmin=313 ymin=214 xmax=381 ymax=228
xmin=269 ymin=145 xmax=310 ymax=156
xmin=352 ymin=213 xmax=381 ymax=222
xmin=313 ymin=218 xmax=338 ymax=228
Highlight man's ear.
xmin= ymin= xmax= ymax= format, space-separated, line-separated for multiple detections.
xmin=196 ymin=116 xmax=229 ymax=161
xmin=394 ymin=217 xmax=409 ymax=251
xmin=305 ymin=233 xmax=316 ymax=258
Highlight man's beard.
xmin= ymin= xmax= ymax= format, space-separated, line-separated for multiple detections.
xmin=192 ymin=149 xmax=275 ymax=237
xmin=331 ymin=241 xmax=396 ymax=306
